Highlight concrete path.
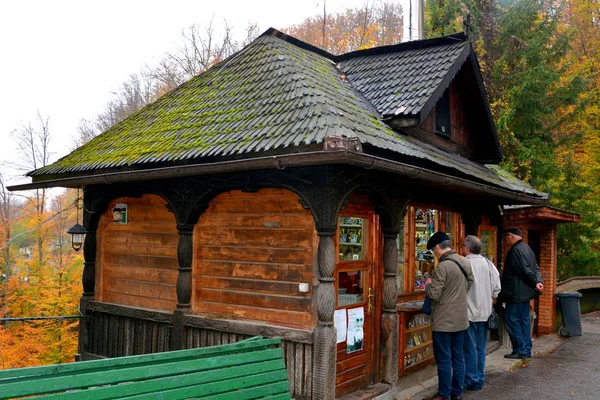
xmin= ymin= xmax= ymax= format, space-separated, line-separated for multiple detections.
xmin=395 ymin=312 xmax=600 ymax=400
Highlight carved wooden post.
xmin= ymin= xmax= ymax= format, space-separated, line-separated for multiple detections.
xmin=313 ymin=229 xmax=337 ymax=400
xmin=78 ymin=230 xmax=96 ymax=358
xmin=381 ymin=231 xmax=399 ymax=382
xmin=173 ymin=225 xmax=194 ymax=350
xmin=376 ymin=195 xmax=409 ymax=384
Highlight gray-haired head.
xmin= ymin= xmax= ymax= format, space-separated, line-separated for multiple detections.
xmin=463 ymin=235 xmax=482 ymax=254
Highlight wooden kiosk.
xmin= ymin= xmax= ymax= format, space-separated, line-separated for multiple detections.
xmin=10 ymin=29 xmax=549 ymax=399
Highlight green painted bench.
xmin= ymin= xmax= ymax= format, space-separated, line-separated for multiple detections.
xmin=0 ymin=336 xmax=291 ymax=399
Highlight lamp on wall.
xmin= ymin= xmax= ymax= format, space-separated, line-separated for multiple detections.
xmin=67 ymin=190 xmax=87 ymax=251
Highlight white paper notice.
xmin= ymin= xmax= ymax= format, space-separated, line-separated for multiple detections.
xmin=334 ymin=309 xmax=347 ymax=343
xmin=346 ymin=307 xmax=365 ymax=353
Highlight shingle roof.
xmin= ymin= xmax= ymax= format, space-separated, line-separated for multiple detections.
xmin=26 ymin=29 xmax=545 ymax=201
xmin=32 ymin=33 xmax=405 ymax=175
xmin=338 ymin=37 xmax=468 ymax=118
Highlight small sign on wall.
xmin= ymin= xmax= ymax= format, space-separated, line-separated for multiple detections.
xmin=112 ymin=203 xmax=128 ymax=224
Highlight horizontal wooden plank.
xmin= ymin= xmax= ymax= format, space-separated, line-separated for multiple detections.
xmin=196 ymin=288 xmax=311 ymax=312
xmin=102 ymin=292 xmax=176 ymax=312
xmin=198 ymin=214 xmax=314 ymax=229
xmin=335 ymin=362 xmax=367 ymax=385
xmin=196 ymin=301 xmax=312 ymax=327
xmin=103 ymin=231 xmax=179 ymax=246
xmin=103 ymin=220 xmax=178 ymax=233
xmin=183 ymin=318 xmax=314 ymax=344
xmin=104 ymin=264 xmax=178 ymax=285
xmin=105 ymin=241 xmax=177 ymax=257
xmin=197 ymin=261 xmax=310 ymax=281
xmin=104 ymin=278 xmax=176 ymax=300
xmin=195 ymin=228 xmax=313 ymax=248
xmin=88 ymin=302 xmax=172 ymax=323
xmin=336 ymin=352 xmax=367 ymax=372
xmin=197 ymin=246 xmax=311 ymax=264
xmin=198 ymin=276 xmax=309 ymax=296
xmin=103 ymin=253 xmax=178 ymax=269
xmin=208 ymin=198 xmax=307 ymax=214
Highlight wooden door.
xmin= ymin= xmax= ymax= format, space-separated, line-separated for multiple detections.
xmin=334 ymin=210 xmax=381 ymax=397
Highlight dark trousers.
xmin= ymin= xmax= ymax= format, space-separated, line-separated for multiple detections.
xmin=504 ymin=301 xmax=532 ymax=356
xmin=433 ymin=330 xmax=466 ymax=399
xmin=463 ymin=321 xmax=487 ymax=389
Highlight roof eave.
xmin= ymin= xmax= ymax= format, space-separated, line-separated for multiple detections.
xmin=7 ymin=150 xmax=548 ymax=206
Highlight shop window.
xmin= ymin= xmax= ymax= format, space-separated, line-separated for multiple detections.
xmin=339 ymin=216 xmax=365 ymax=261
xmin=401 ymin=206 xmax=462 ymax=293
xmin=478 ymin=225 xmax=497 ymax=263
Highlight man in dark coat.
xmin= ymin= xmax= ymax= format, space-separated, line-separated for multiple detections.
xmin=424 ymin=232 xmax=473 ymax=400
xmin=500 ymin=227 xmax=544 ymax=359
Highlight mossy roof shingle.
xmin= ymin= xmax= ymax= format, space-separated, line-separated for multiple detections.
xmin=27 ymin=30 xmax=544 ymax=200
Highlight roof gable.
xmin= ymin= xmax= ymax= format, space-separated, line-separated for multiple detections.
xmin=337 ymin=34 xmax=501 ymax=162
xmin=337 ymin=35 xmax=469 ymax=119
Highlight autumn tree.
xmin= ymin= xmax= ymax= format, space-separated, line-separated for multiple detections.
xmin=0 ymin=190 xmax=81 ymax=368
xmin=0 ymin=175 xmax=13 ymax=279
xmin=12 ymin=112 xmax=53 ymax=269
xmin=285 ymin=1 xmax=403 ymax=54
xmin=76 ymin=19 xmax=259 ymax=144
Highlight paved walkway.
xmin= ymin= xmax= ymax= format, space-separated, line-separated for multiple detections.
xmin=394 ymin=312 xmax=600 ymax=400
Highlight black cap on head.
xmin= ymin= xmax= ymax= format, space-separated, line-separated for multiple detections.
xmin=426 ymin=231 xmax=450 ymax=250
xmin=504 ymin=227 xmax=523 ymax=237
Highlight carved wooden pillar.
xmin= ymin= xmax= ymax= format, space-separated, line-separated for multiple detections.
xmin=381 ymin=232 xmax=399 ymax=382
xmin=172 ymin=225 xmax=194 ymax=350
xmin=313 ymin=230 xmax=337 ymax=400
xmin=376 ymin=194 xmax=410 ymax=384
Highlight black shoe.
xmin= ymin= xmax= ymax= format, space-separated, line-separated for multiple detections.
xmin=504 ymin=352 xmax=521 ymax=359
xmin=465 ymin=385 xmax=482 ymax=391
xmin=520 ymin=353 xmax=532 ymax=359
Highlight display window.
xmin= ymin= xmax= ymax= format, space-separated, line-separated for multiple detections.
xmin=400 ymin=205 xmax=463 ymax=293
xmin=478 ymin=225 xmax=497 ymax=263
xmin=337 ymin=215 xmax=369 ymax=308
xmin=339 ymin=216 xmax=365 ymax=261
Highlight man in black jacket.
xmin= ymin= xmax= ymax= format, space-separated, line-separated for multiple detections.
xmin=500 ymin=227 xmax=544 ymax=359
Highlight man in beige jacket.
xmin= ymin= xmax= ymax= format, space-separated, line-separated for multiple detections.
xmin=424 ymin=232 xmax=473 ymax=400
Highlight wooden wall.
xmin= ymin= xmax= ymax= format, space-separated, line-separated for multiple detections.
xmin=193 ymin=188 xmax=317 ymax=328
xmin=420 ymin=82 xmax=473 ymax=156
xmin=97 ymin=195 xmax=179 ymax=311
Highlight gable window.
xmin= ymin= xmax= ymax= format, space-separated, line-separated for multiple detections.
xmin=435 ymin=88 xmax=451 ymax=138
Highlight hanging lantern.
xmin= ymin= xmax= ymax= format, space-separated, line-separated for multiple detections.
xmin=67 ymin=189 xmax=86 ymax=251
xmin=67 ymin=223 xmax=87 ymax=251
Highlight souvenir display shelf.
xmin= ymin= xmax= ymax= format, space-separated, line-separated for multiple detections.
xmin=397 ymin=301 xmax=435 ymax=376
xmin=339 ymin=216 xmax=364 ymax=261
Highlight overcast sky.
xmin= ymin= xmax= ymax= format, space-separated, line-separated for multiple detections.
xmin=0 ymin=0 xmax=403 ymax=186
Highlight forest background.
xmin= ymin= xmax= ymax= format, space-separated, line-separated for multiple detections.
xmin=1 ymin=0 xmax=599 ymax=368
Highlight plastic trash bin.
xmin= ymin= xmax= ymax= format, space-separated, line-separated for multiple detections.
xmin=555 ymin=292 xmax=583 ymax=337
